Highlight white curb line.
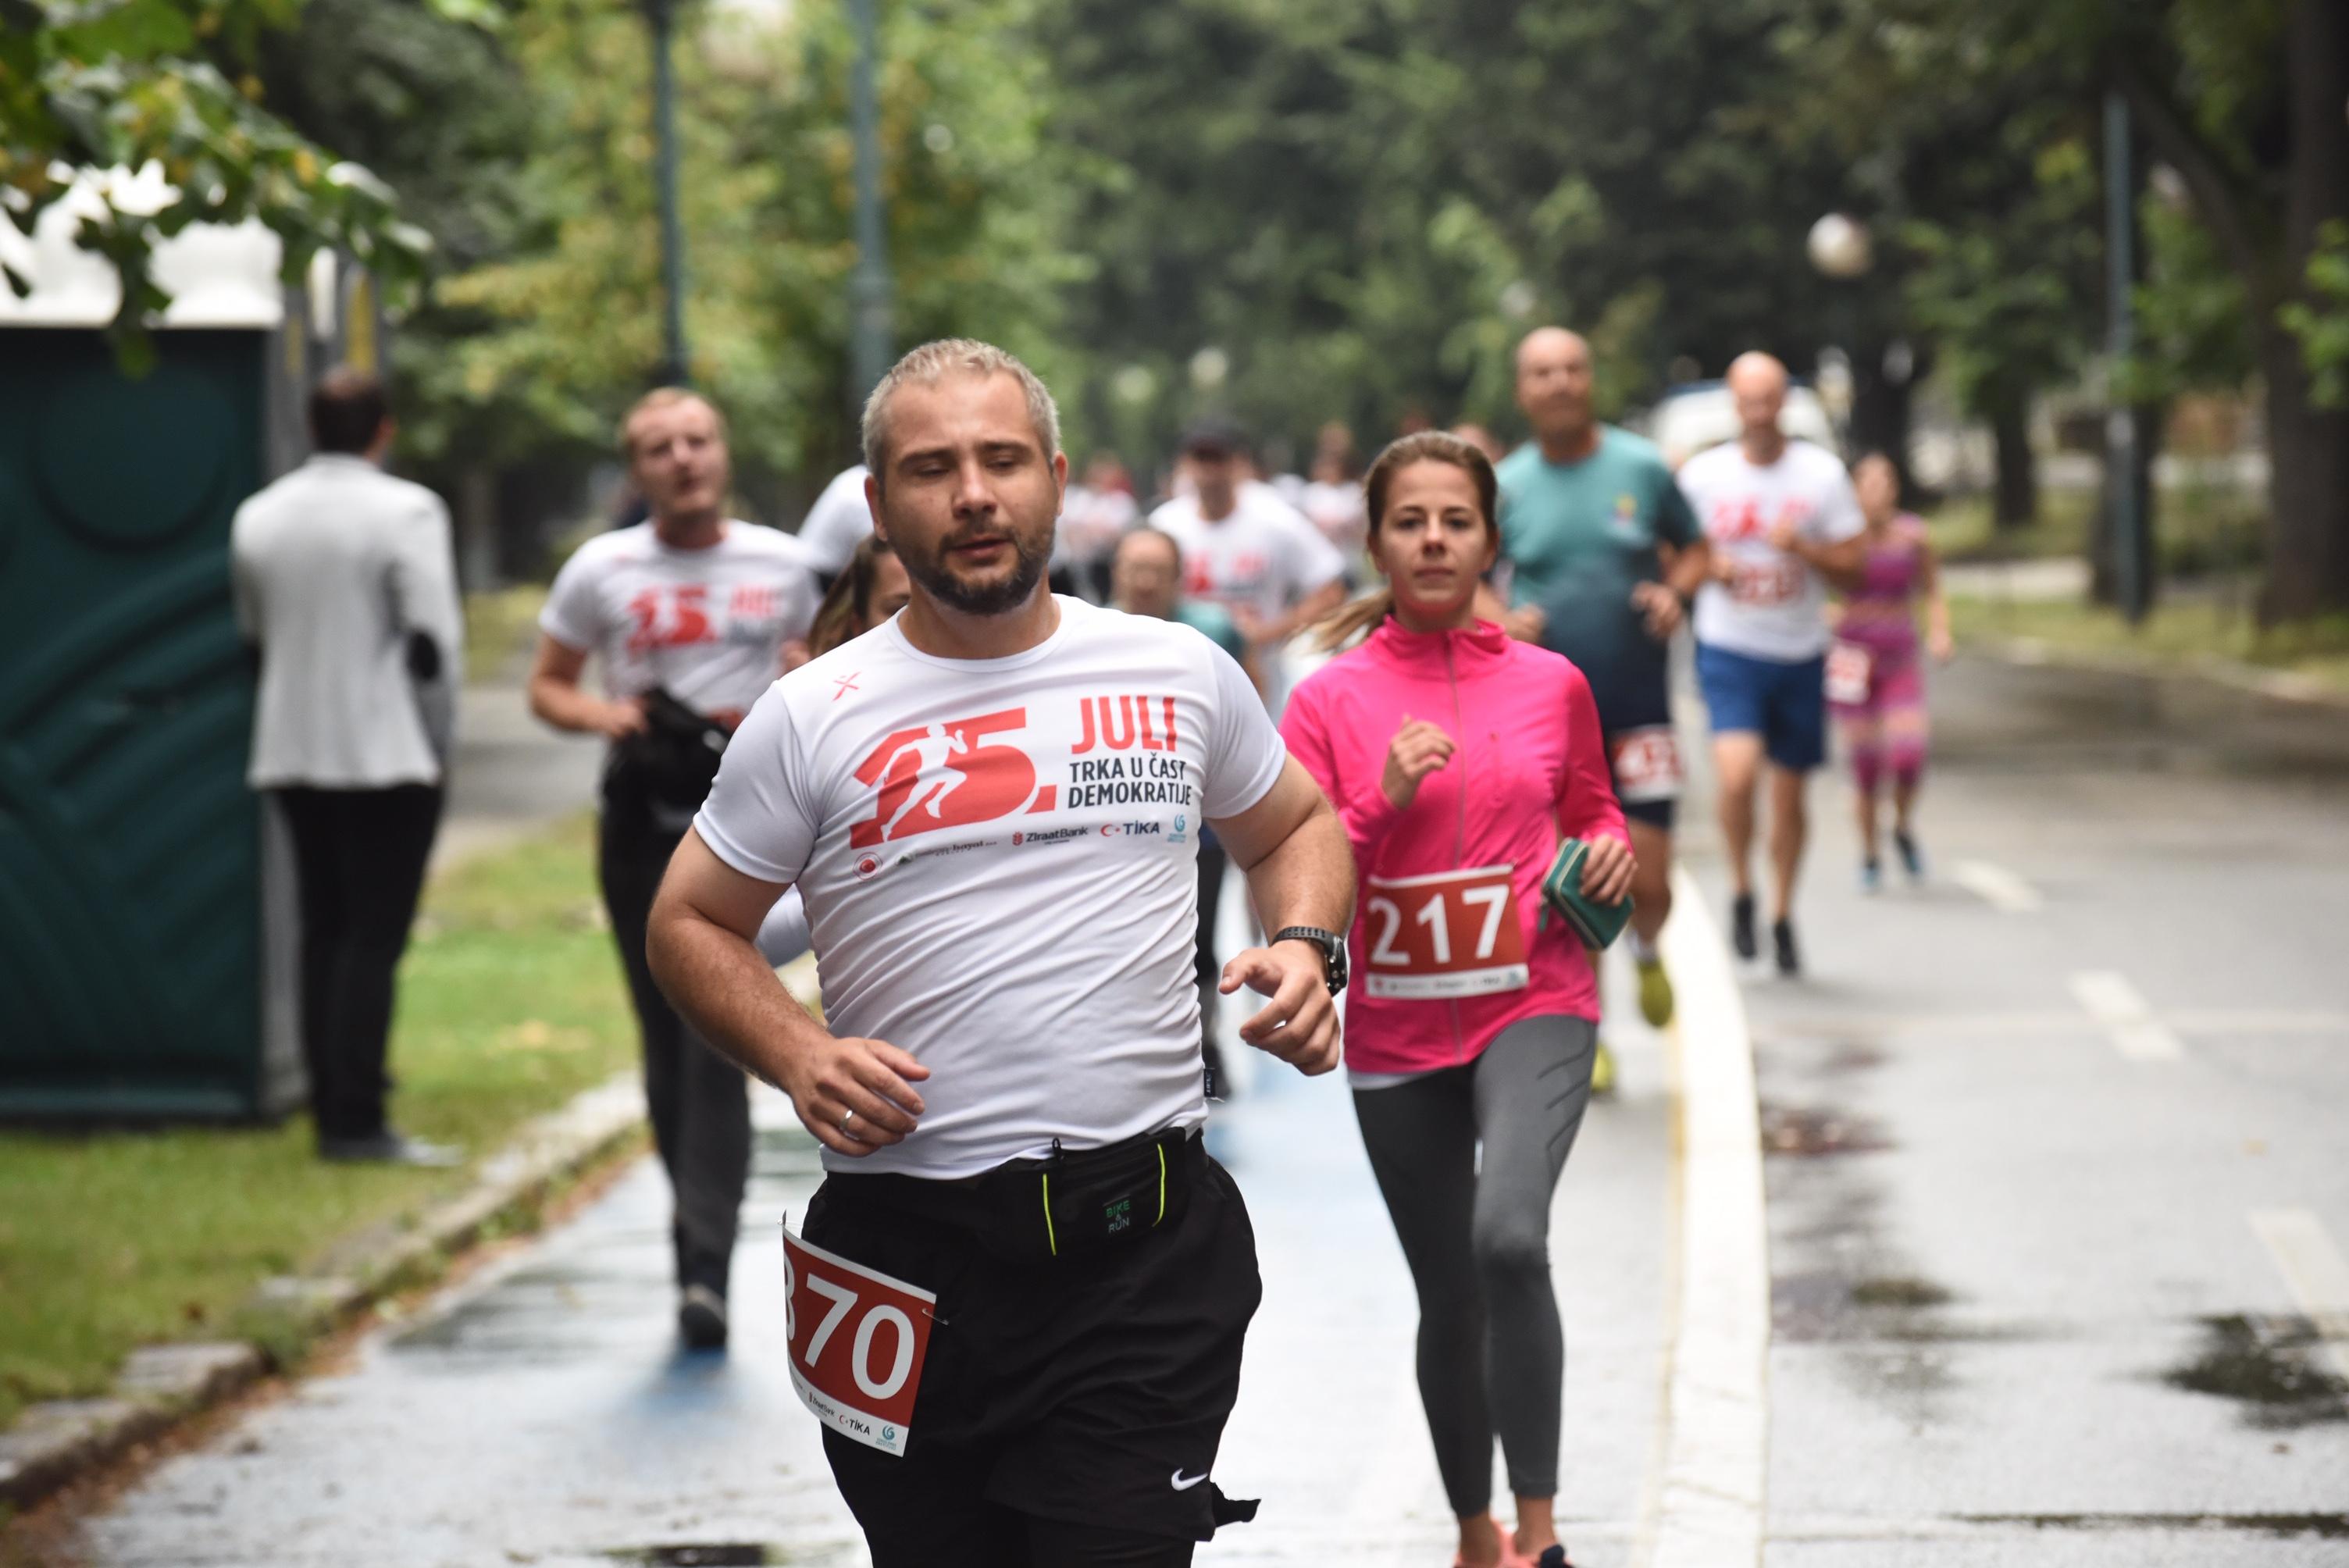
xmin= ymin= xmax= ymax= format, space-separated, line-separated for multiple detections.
xmin=1648 ymin=865 xmax=1770 ymax=1568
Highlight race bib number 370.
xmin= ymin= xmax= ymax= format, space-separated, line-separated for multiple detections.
xmin=781 ymin=1224 xmax=937 ymax=1457
xmin=1362 ymin=864 xmax=1529 ymax=1000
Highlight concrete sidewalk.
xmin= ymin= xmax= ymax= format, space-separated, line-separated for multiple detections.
xmin=431 ymin=683 xmax=603 ymax=875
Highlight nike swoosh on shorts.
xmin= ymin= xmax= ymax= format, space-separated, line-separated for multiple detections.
xmin=1171 ymin=1470 xmax=1210 ymax=1491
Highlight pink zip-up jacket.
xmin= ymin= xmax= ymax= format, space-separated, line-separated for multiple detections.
xmin=1281 ymin=618 xmax=1628 ymax=1077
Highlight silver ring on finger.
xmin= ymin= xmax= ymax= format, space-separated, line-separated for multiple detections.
xmin=841 ymin=1107 xmax=857 ymax=1131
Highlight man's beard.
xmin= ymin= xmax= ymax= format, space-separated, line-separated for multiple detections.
xmin=901 ymin=519 xmax=1054 ymax=616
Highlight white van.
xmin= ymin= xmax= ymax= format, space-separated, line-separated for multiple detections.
xmin=1645 ymin=380 xmax=1838 ymax=470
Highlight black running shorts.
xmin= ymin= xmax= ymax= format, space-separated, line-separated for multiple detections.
xmin=800 ymin=1136 xmax=1262 ymax=1564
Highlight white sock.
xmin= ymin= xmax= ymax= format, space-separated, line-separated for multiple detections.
xmin=1629 ymin=930 xmax=1660 ymax=965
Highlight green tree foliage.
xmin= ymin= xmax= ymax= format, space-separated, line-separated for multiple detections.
xmin=2280 ymin=219 xmax=2349 ymax=410
xmin=1 ymin=0 xmax=437 ymax=340
xmin=1041 ymin=0 xmax=1861 ymax=466
xmin=416 ymin=0 xmax=1085 ymax=485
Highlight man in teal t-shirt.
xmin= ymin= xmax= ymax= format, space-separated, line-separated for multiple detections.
xmin=1110 ymin=526 xmax=1256 ymax=1096
xmin=1491 ymin=327 xmax=1713 ymax=1059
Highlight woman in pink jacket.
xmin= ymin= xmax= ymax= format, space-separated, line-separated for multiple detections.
xmin=1282 ymin=431 xmax=1631 ymax=1568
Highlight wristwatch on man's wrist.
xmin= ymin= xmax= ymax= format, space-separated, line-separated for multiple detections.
xmin=1273 ymin=926 xmax=1348 ymax=995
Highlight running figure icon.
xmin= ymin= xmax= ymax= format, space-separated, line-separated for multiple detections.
xmin=879 ymin=724 xmax=973 ymax=839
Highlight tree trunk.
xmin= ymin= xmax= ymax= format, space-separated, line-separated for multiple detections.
xmin=1849 ymin=347 xmax=1914 ymax=485
xmin=2258 ymin=0 xmax=2349 ymax=622
xmin=1990 ymin=398 xmax=2037 ymax=529
xmin=455 ymin=467 xmax=500 ymax=595
xmin=2258 ymin=328 xmax=2349 ymax=621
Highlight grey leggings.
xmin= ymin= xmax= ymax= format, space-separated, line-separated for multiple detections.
xmin=1350 ymin=1015 xmax=1599 ymax=1516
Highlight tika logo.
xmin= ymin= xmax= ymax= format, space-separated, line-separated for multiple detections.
xmin=848 ymin=707 xmax=1055 ymax=849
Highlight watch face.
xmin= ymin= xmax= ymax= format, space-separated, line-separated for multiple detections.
xmin=1310 ymin=930 xmax=1346 ymax=991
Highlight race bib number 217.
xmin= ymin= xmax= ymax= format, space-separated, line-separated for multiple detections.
xmin=781 ymin=1224 xmax=937 ymax=1457
xmin=1361 ymin=864 xmax=1529 ymax=1000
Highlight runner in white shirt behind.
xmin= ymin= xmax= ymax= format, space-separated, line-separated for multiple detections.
xmin=1060 ymin=451 xmax=1144 ymax=602
xmin=646 ymin=340 xmax=1354 ymax=1567
xmin=1150 ymin=419 xmax=1346 ymax=706
xmin=527 ymin=389 xmax=821 ymax=1352
xmin=1677 ymin=352 xmax=1866 ymax=978
xmin=795 ymin=462 xmax=876 ymax=584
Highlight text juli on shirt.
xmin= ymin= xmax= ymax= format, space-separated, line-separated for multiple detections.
xmin=1677 ymin=439 xmax=1865 ymax=664
xmin=693 ymin=597 xmax=1288 ymax=1180
xmin=540 ymin=520 xmax=822 ymax=715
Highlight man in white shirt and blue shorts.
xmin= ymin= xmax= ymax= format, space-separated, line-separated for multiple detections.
xmin=1677 ymin=353 xmax=1866 ymax=977
xmin=645 ymin=340 xmax=1356 ymax=1566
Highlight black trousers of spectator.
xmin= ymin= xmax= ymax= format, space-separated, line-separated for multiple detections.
xmin=275 ymin=785 xmax=444 ymax=1144
xmin=599 ymin=805 xmax=751 ymax=1298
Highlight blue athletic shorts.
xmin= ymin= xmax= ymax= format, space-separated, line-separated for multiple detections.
xmin=1695 ymin=643 xmax=1827 ymax=773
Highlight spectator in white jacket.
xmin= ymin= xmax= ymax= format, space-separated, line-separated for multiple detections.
xmin=231 ymin=367 xmax=462 ymax=1167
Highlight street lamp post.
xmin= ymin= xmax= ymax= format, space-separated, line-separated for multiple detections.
xmin=847 ymin=0 xmax=893 ymax=407
xmin=2105 ymin=90 xmax=2150 ymax=625
xmin=1808 ymin=212 xmax=1872 ymax=455
xmin=643 ymin=0 xmax=689 ymax=387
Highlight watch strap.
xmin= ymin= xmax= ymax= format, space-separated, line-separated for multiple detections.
xmin=1272 ymin=926 xmax=1346 ymax=992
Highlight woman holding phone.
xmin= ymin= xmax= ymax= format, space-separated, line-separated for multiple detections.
xmin=1281 ymin=432 xmax=1631 ymax=1568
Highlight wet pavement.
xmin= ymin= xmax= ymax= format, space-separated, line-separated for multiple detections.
xmin=53 ymin=651 xmax=2349 ymax=1566
xmin=1691 ymin=655 xmax=2349 ymax=1565
xmin=66 ymin=984 xmax=1677 ymax=1567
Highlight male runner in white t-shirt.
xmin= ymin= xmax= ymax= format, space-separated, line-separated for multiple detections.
xmin=1677 ymin=352 xmax=1866 ymax=977
xmin=1149 ymin=419 xmax=1346 ymax=701
xmin=645 ymin=340 xmax=1353 ymax=1566
xmin=526 ymin=389 xmax=820 ymax=1350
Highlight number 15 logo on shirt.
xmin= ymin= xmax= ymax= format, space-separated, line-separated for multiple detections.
xmin=1361 ymin=864 xmax=1529 ymax=1000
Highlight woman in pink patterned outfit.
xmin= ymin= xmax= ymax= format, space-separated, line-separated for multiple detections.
xmin=1830 ymin=454 xmax=1951 ymax=889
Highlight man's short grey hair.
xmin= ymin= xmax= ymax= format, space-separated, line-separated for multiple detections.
xmin=861 ymin=338 xmax=1062 ymax=486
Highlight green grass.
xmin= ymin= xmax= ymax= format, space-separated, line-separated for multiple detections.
xmin=1928 ymin=483 xmax=2265 ymax=579
xmin=1928 ymin=489 xmax=2096 ymax=564
xmin=464 ymin=584 xmax=552 ymax=684
xmin=0 ymin=817 xmax=636 ymax=1430
xmin=1949 ymin=593 xmax=2349 ymax=697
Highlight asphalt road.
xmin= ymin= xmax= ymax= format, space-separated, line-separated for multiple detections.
xmin=52 ymin=652 xmax=2349 ymax=1566
xmin=1698 ymin=654 xmax=2349 ymax=1566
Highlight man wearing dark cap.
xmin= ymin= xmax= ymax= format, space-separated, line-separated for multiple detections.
xmin=1149 ymin=420 xmax=1346 ymax=704
xmin=231 ymin=367 xmax=463 ymax=1166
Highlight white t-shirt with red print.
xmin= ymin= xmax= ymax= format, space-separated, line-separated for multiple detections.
xmin=540 ymin=521 xmax=822 ymax=715
xmin=1149 ymin=481 xmax=1346 ymax=633
xmin=693 ymin=597 xmax=1288 ymax=1179
xmin=1681 ymin=439 xmax=1865 ymax=663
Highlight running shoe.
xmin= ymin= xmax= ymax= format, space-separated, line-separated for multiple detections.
xmin=1894 ymin=828 xmax=1926 ymax=882
xmin=1637 ymin=955 xmax=1675 ymax=1028
xmin=678 ymin=1284 xmax=729 ymax=1352
xmin=1590 ymin=1039 xmax=1617 ymax=1096
xmin=1772 ymin=918 xmax=1800 ymax=978
xmin=1531 ymin=1548 xmax=1575 ymax=1568
xmin=1731 ymin=892 xmax=1757 ymax=960
xmin=1859 ymin=858 xmax=1882 ymax=893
